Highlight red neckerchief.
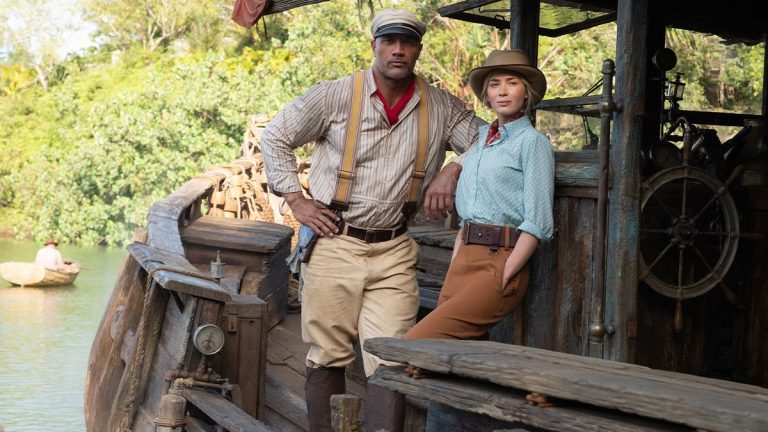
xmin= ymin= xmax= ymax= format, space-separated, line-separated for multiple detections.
xmin=375 ymin=78 xmax=417 ymax=125
xmin=484 ymin=113 xmax=525 ymax=146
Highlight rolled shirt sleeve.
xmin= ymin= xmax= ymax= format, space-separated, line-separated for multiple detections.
xmin=261 ymin=82 xmax=330 ymax=195
xmin=443 ymin=94 xmax=487 ymax=166
xmin=517 ymin=133 xmax=555 ymax=240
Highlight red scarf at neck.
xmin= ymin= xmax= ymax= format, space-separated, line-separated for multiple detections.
xmin=484 ymin=113 xmax=525 ymax=146
xmin=375 ymin=79 xmax=417 ymax=125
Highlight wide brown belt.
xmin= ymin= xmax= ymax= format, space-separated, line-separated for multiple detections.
xmin=462 ymin=221 xmax=519 ymax=249
xmin=342 ymin=221 xmax=408 ymax=243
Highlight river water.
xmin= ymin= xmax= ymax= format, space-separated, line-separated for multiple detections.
xmin=0 ymin=238 xmax=126 ymax=432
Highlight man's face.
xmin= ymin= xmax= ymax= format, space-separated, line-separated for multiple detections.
xmin=371 ymin=34 xmax=422 ymax=81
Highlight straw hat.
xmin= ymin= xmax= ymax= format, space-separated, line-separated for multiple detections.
xmin=43 ymin=238 xmax=58 ymax=246
xmin=468 ymin=49 xmax=547 ymax=105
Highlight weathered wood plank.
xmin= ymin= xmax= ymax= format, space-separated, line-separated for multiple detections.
xmin=556 ymin=197 xmax=595 ymax=356
xmin=110 ymin=282 xmax=169 ymax=431
xmin=416 ymin=244 xmax=452 ymax=277
xmin=371 ymin=367 xmax=684 ymax=432
xmin=330 ymin=394 xmax=362 ymax=432
xmin=127 ymin=242 xmax=230 ymax=303
xmin=132 ymin=293 xmax=199 ymax=432
xmin=555 ymin=162 xmax=599 ymax=188
xmin=365 ymin=338 xmax=768 ymax=432
xmin=408 ymin=226 xmax=458 ymax=248
xmin=192 ymin=263 xmax=247 ymax=296
xmin=85 ymin=255 xmax=143 ymax=431
xmin=425 ymin=403 xmax=539 ymax=432
xmin=219 ymin=296 xmax=268 ymax=419
xmin=181 ymin=215 xmax=293 ymax=253
xmin=182 ymin=387 xmax=273 ymax=432
xmin=604 ymin=0 xmax=646 ymax=363
xmin=265 ymin=363 xmax=309 ymax=431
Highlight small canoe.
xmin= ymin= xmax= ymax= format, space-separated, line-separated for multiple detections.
xmin=0 ymin=261 xmax=80 ymax=287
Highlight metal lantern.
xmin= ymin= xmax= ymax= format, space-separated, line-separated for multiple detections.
xmin=666 ymin=72 xmax=686 ymax=102
xmin=211 ymin=251 xmax=226 ymax=281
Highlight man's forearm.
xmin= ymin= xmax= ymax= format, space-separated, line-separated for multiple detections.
xmin=440 ymin=161 xmax=462 ymax=180
xmin=283 ymin=191 xmax=305 ymax=208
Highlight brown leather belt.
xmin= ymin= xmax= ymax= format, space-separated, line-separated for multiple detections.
xmin=342 ymin=222 xmax=408 ymax=243
xmin=462 ymin=221 xmax=519 ymax=249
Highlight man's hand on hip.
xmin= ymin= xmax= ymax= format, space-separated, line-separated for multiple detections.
xmin=423 ymin=162 xmax=462 ymax=220
xmin=284 ymin=192 xmax=340 ymax=236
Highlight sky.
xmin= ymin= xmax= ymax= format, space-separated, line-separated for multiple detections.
xmin=1 ymin=0 xmax=97 ymax=61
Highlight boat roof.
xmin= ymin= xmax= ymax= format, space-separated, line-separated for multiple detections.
xmin=438 ymin=0 xmax=768 ymax=46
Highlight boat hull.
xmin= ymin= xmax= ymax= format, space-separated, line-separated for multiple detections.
xmin=0 ymin=261 xmax=80 ymax=287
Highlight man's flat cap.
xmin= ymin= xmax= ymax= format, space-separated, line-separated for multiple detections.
xmin=371 ymin=9 xmax=427 ymax=40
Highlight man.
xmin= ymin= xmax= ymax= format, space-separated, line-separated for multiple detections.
xmin=261 ymin=9 xmax=485 ymax=431
xmin=35 ymin=239 xmax=65 ymax=271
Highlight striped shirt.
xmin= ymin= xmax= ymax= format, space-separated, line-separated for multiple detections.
xmin=261 ymin=68 xmax=486 ymax=229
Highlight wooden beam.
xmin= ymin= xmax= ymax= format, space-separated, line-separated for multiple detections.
xmin=127 ymin=242 xmax=231 ymax=303
xmin=365 ymin=338 xmax=768 ymax=432
xmin=372 ymin=366 xmax=685 ymax=431
xmin=602 ymin=0 xmax=647 ymax=363
xmin=182 ymin=387 xmax=273 ymax=432
xmin=265 ymin=0 xmax=329 ymax=15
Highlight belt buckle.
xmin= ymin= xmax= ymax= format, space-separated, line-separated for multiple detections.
xmin=365 ymin=230 xmax=378 ymax=243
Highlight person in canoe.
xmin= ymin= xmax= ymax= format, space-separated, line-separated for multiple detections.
xmin=35 ymin=239 xmax=66 ymax=271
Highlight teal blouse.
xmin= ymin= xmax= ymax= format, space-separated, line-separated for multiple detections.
xmin=455 ymin=116 xmax=555 ymax=240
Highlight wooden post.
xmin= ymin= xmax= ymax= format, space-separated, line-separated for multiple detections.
xmin=331 ymin=394 xmax=363 ymax=432
xmin=604 ymin=0 xmax=649 ymax=362
xmin=508 ymin=0 xmax=540 ymax=60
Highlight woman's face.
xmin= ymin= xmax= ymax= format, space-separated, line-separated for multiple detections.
xmin=486 ymin=71 xmax=528 ymax=123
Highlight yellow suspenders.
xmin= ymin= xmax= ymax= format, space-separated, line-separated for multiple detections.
xmin=331 ymin=71 xmax=430 ymax=217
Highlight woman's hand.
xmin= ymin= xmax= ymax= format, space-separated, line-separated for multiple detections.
xmin=501 ymin=232 xmax=539 ymax=286
xmin=284 ymin=192 xmax=340 ymax=236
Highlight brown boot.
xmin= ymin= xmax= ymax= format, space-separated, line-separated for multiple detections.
xmin=364 ymin=382 xmax=404 ymax=432
xmin=305 ymin=366 xmax=346 ymax=432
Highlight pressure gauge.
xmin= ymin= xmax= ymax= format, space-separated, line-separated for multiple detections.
xmin=192 ymin=324 xmax=225 ymax=355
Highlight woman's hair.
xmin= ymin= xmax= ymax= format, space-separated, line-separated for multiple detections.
xmin=481 ymin=69 xmax=541 ymax=116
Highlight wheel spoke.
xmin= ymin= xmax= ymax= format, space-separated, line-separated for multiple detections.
xmin=691 ymin=244 xmax=722 ymax=283
xmin=640 ymin=228 xmax=672 ymax=235
xmin=677 ymin=249 xmax=685 ymax=289
xmin=645 ymin=241 xmax=675 ymax=274
xmin=698 ymin=231 xmax=731 ymax=236
xmin=651 ymin=192 xmax=676 ymax=222
xmin=681 ymin=175 xmax=689 ymax=217
xmin=691 ymin=193 xmax=719 ymax=223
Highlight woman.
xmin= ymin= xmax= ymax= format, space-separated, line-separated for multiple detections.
xmin=404 ymin=49 xmax=555 ymax=346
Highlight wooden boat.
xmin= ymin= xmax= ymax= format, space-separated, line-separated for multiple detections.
xmin=0 ymin=261 xmax=80 ymax=287
xmin=84 ymin=0 xmax=768 ymax=430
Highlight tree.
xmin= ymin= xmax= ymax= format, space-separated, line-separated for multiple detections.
xmin=85 ymin=0 xmax=225 ymax=52
xmin=0 ymin=0 xmax=79 ymax=91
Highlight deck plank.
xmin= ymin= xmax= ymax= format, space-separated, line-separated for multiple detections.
xmin=372 ymin=367 xmax=685 ymax=432
xmin=365 ymin=338 xmax=768 ymax=432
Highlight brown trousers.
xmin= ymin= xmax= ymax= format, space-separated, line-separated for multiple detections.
xmin=405 ymin=241 xmax=529 ymax=340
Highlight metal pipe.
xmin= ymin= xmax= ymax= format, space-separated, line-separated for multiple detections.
xmin=589 ymin=59 xmax=619 ymax=352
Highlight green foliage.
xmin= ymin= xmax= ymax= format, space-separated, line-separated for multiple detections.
xmin=0 ymin=53 xmax=262 ymax=244
xmin=0 ymin=1 xmax=765 ymax=244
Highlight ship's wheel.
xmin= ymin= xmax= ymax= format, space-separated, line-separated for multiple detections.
xmin=639 ymin=165 xmax=740 ymax=300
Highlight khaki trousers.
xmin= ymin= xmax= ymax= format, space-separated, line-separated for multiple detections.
xmin=405 ymin=241 xmax=529 ymax=340
xmin=301 ymin=233 xmax=420 ymax=376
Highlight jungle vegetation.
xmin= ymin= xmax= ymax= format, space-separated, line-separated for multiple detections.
xmin=0 ymin=0 xmax=764 ymax=245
